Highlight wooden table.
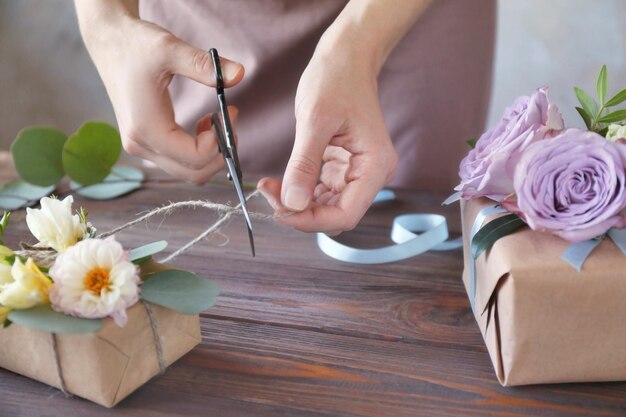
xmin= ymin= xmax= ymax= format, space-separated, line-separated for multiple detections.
xmin=1 ymin=157 xmax=625 ymax=416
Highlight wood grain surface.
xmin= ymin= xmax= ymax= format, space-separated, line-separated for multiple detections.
xmin=0 ymin=154 xmax=625 ymax=417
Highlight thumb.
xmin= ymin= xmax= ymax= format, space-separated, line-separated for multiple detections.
xmin=169 ymin=40 xmax=244 ymax=88
xmin=281 ymin=120 xmax=331 ymax=211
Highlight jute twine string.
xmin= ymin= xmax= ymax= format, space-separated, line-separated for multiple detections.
xmin=26 ymin=189 xmax=284 ymax=397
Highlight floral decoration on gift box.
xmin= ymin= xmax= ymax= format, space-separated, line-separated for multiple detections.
xmin=449 ymin=66 xmax=626 ymax=273
xmin=0 ymin=195 xmax=219 ymax=333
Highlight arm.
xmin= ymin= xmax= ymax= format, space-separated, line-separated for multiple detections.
xmin=259 ymin=0 xmax=432 ymax=233
xmin=74 ymin=0 xmax=244 ymax=184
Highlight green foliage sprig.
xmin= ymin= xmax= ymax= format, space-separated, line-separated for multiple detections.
xmin=0 ymin=121 xmax=143 ymax=210
xmin=575 ymin=65 xmax=626 ymax=133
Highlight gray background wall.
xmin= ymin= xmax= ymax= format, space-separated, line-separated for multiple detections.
xmin=1 ymin=0 xmax=625 ymax=150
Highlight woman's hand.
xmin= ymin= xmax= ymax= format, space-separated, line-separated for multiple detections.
xmin=74 ymin=0 xmax=244 ymax=185
xmin=258 ymin=44 xmax=397 ymax=235
xmin=258 ymin=0 xmax=431 ymax=234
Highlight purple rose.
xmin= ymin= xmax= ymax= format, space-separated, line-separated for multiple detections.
xmin=511 ymin=129 xmax=626 ymax=243
xmin=455 ymin=87 xmax=564 ymax=200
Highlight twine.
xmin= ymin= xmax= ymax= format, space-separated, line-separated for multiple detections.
xmin=40 ymin=189 xmax=287 ymax=394
xmin=142 ymin=301 xmax=166 ymax=374
xmin=50 ymin=333 xmax=69 ymax=397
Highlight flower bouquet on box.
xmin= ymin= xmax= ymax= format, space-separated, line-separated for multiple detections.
xmin=449 ymin=66 xmax=626 ymax=386
xmin=0 ymin=195 xmax=220 ymax=407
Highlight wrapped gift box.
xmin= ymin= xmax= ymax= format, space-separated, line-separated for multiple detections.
xmin=0 ymin=279 xmax=201 ymax=407
xmin=461 ymin=198 xmax=626 ymax=386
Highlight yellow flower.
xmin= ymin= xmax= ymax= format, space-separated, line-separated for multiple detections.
xmin=0 ymin=258 xmax=52 ymax=309
xmin=26 ymin=196 xmax=88 ymax=252
xmin=0 ymin=305 xmax=9 ymax=325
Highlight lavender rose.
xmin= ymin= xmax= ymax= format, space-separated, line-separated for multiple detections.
xmin=455 ymin=87 xmax=564 ymax=200
xmin=511 ymin=129 xmax=626 ymax=243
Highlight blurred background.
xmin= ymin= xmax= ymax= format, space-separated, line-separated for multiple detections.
xmin=1 ymin=0 xmax=625 ymax=149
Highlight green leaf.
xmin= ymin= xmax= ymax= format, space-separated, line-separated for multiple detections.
xmin=0 ymin=211 xmax=9 ymax=244
xmin=8 ymin=305 xmax=102 ymax=334
xmin=575 ymin=107 xmax=592 ymax=130
xmin=471 ymin=214 xmax=526 ymax=260
xmin=130 ymin=240 xmax=168 ymax=263
xmin=11 ymin=127 xmax=67 ymax=187
xmin=141 ymin=270 xmax=220 ymax=315
xmin=62 ymin=121 xmax=122 ymax=186
xmin=0 ymin=180 xmax=55 ymax=210
xmin=466 ymin=138 xmax=478 ymax=149
xmin=598 ymin=109 xmax=626 ymax=124
xmin=598 ymin=127 xmax=609 ymax=137
xmin=605 ymin=88 xmax=626 ymax=107
xmin=574 ymin=87 xmax=598 ymax=119
xmin=70 ymin=166 xmax=144 ymax=200
xmin=596 ymin=65 xmax=607 ymax=105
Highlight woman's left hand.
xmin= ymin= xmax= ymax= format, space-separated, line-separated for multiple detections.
xmin=258 ymin=43 xmax=397 ymax=235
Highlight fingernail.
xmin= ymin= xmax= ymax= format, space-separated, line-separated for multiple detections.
xmin=284 ymin=185 xmax=310 ymax=211
xmin=224 ymin=64 xmax=242 ymax=81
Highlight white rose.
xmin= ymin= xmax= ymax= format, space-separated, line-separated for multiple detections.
xmin=49 ymin=237 xmax=140 ymax=326
xmin=606 ymin=124 xmax=626 ymax=143
xmin=26 ymin=196 xmax=88 ymax=252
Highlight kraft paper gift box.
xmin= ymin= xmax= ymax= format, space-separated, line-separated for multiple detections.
xmin=0 ymin=262 xmax=202 ymax=408
xmin=461 ymin=198 xmax=626 ymax=386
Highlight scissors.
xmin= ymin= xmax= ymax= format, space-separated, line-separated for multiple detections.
xmin=209 ymin=48 xmax=255 ymax=257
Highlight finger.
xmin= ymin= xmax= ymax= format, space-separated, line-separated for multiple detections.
xmin=277 ymin=174 xmax=383 ymax=233
xmin=168 ymin=41 xmax=244 ymax=88
xmin=258 ymin=177 xmax=288 ymax=213
xmin=150 ymin=152 xmax=225 ymax=185
xmin=281 ymin=117 xmax=337 ymax=211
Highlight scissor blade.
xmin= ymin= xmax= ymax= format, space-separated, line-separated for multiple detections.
xmin=224 ymin=158 xmax=255 ymax=256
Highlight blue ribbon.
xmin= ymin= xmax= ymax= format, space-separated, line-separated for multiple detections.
xmin=468 ymin=205 xmax=508 ymax=313
xmin=316 ymin=190 xmax=462 ymax=265
xmin=562 ymin=228 xmax=626 ymax=271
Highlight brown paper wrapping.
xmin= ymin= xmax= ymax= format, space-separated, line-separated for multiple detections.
xmin=462 ymin=198 xmax=626 ymax=386
xmin=0 ymin=297 xmax=200 ymax=407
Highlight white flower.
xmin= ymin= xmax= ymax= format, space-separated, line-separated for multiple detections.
xmin=26 ymin=196 xmax=88 ymax=252
xmin=0 ymin=257 xmax=52 ymax=309
xmin=49 ymin=237 xmax=140 ymax=326
xmin=606 ymin=124 xmax=626 ymax=143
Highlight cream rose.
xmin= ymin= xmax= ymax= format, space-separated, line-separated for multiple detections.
xmin=26 ymin=196 xmax=88 ymax=252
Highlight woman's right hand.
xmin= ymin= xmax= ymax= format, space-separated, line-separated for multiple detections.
xmin=74 ymin=1 xmax=244 ymax=184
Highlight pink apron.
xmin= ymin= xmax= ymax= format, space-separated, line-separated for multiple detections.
xmin=140 ymin=0 xmax=496 ymax=192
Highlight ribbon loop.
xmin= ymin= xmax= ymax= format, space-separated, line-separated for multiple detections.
xmin=317 ymin=190 xmax=462 ymax=265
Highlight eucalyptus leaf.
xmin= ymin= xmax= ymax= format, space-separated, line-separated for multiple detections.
xmin=598 ymin=109 xmax=626 ymax=124
xmin=63 ymin=121 xmax=122 ymax=185
xmin=0 ymin=180 xmax=55 ymax=210
xmin=471 ymin=214 xmax=526 ymax=260
xmin=130 ymin=240 xmax=168 ymax=263
xmin=8 ymin=305 xmax=102 ymax=334
xmin=574 ymin=87 xmax=598 ymax=119
xmin=141 ymin=270 xmax=220 ymax=315
xmin=575 ymin=107 xmax=592 ymax=130
xmin=596 ymin=65 xmax=607 ymax=105
xmin=605 ymin=88 xmax=626 ymax=107
xmin=70 ymin=166 xmax=144 ymax=200
xmin=11 ymin=127 xmax=67 ymax=186
xmin=466 ymin=138 xmax=478 ymax=149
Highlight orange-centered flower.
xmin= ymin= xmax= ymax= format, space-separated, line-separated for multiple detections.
xmin=49 ymin=237 xmax=139 ymax=326
xmin=85 ymin=267 xmax=111 ymax=294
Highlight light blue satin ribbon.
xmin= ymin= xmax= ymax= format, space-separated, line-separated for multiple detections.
xmin=468 ymin=205 xmax=508 ymax=313
xmin=316 ymin=190 xmax=463 ymax=265
xmin=562 ymin=228 xmax=626 ymax=271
